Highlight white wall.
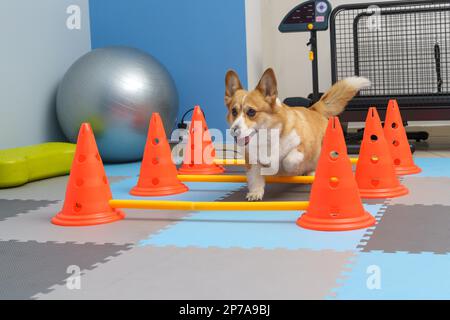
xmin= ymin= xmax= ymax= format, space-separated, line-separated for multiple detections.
xmin=245 ymin=0 xmax=264 ymax=89
xmin=247 ymin=0 xmax=391 ymax=100
xmin=0 ymin=0 xmax=91 ymax=149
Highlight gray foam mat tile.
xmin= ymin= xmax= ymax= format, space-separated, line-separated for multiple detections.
xmin=0 ymin=199 xmax=57 ymax=221
xmin=0 ymin=201 xmax=193 ymax=245
xmin=0 ymin=240 xmax=131 ymax=299
xmin=34 ymin=246 xmax=355 ymax=300
xmin=388 ymin=177 xmax=450 ymax=206
xmin=219 ymin=175 xmax=387 ymax=204
xmin=222 ymin=183 xmax=312 ymax=202
xmin=358 ymin=204 xmax=450 ymax=254
xmin=0 ymin=176 xmax=69 ymax=201
xmin=361 ymin=198 xmax=388 ymax=205
xmin=223 ymin=166 xmax=246 ymax=174
xmin=108 ymin=176 xmax=133 ymax=184
xmin=0 ymin=175 xmax=131 ymax=201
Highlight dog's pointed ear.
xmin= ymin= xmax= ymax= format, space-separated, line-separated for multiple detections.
xmin=225 ymin=70 xmax=242 ymax=108
xmin=256 ymin=68 xmax=278 ymax=106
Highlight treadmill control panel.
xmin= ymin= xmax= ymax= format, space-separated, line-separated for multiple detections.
xmin=279 ymin=0 xmax=331 ymax=32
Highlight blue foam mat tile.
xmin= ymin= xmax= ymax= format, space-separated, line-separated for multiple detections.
xmin=331 ymin=251 xmax=450 ymax=299
xmin=104 ymin=162 xmax=141 ymax=177
xmin=415 ymin=158 xmax=450 ymax=177
xmin=139 ymin=204 xmax=383 ymax=252
xmin=110 ymin=176 xmax=245 ymax=201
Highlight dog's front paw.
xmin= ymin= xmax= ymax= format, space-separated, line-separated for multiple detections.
xmin=246 ymin=190 xmax=264 ymax=201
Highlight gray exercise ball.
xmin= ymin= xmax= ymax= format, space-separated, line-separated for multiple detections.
xmin=56 ymin=46 xmax=179 ymax=163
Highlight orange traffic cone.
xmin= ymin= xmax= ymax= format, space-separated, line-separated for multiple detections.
xmin=384 ymin=99 xmax=421 ymax=175
xmin=355 ymin=107 xmax=409 ymax=198
xmin=52 ymin=123 xmax=125 ymax=226
xmin=178 ymin=105 xmax=224 ymax=174
xmin=131 ymin=113 xmax=188 ymax=196
xmin=297 ymin=117 xmax=375 ymax=231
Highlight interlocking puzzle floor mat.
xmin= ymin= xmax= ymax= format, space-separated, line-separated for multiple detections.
xmin=0 ymin=157 xmax=449 ymax=299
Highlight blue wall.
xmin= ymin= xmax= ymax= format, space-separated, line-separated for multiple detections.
xmin=89 ymin=0 xmax=248 ymax=132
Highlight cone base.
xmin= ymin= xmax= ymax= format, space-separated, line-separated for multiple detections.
xmin=51 ymin=209 xmax=125 ymax=227
xmin=178 ymin=165 xmax=225 ymax=175
xmin=130 ymin=183 xmax=188 ymax=197
xmin=297 ymin=211 xmax=375 ymax=231
xmin=395 ymin=165 xmax=422 ymax=176
xmin=359 ymin=183 xmax=409 ymax=199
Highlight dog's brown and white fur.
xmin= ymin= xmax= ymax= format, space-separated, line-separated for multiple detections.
xmin=225 ymin=68 xmax=371 ymax=201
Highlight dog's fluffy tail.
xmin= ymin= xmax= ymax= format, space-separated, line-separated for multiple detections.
xmin=310 ymin=77 xmax=371 ymax=118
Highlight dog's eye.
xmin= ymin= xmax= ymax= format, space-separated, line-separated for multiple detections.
xmin=231 ymin=108 xmax=238 ymax=117
xmin=246 ymin=108 xmax=256 ymax=117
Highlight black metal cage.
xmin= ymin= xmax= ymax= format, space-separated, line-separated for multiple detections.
xmin=330 ymin=0 xmax=450 ymax=121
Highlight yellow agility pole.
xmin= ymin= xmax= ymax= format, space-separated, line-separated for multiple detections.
xmin=109 ymin=199 xmax=309 ymax=211
xmin=213 ymin=158 xmax=246 ymax=165
xmin=214 ymin=158 xmax=358 ymax=165
xmin=177 ymin=174 xmax=314 ymax=184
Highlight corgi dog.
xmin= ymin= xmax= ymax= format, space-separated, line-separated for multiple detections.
xmin=224 ymin=68 xmax=371 ymax=201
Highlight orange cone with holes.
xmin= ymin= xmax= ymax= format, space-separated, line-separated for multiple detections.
xmin=52 ymin=123 xmax=125 ymax=226
xmin=131 ymin=113 xmax=188 ymax=196
xmin=384 ymin=99 xmax=421 ymax=175
xmin=178 ymin=105 xmax=224 ymax=174
xmin=297 ymin=117 xmax=375 ymax=231
xmin=355 ymin=107 xmax=409 ymax=198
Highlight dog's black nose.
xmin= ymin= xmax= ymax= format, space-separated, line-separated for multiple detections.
xmin=230 ymin=127 xmax=241 ymax=137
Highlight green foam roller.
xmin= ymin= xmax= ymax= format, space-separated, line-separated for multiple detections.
xmin=0 ymin=142 xmax=76 ymax=188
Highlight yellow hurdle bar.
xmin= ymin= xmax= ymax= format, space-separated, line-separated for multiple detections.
xmin=177 ymin=174 xmax=314 ymax=184
xmin=109 ymin=199 xmax=309 ymax=211
xmin=213 ymin=158 xmax=246 ymax=165
xmin=214 ymin=158 xmax=358 ymax=165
